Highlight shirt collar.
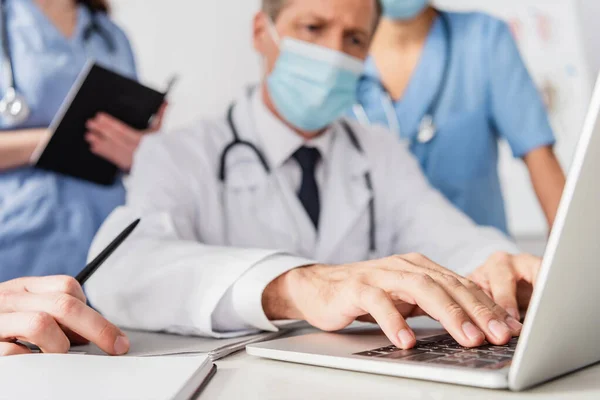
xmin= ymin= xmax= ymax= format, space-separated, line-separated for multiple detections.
xmin=12 ymin=1 xmax=93 ymax=45
xmin=251 ymin=86 xmax=335 ymax=169
xmin=362 ymin=56 xmax=381 ymax=80
xmin=74 ymin=4 xmax=94 ymax=40
xmin=357 ymin=16 xmax=447 ymax=138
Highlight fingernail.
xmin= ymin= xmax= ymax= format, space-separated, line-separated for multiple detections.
xmin=398 ymin=329 xmax=415 ymax=348
xmin=462 ymin=321 xmax=484 ymax=341
xmin=507 ymin=308 xmax=520 ymax=320
xmin=505 ymin=315 xmax=523 ymax=332
xmin=114 ymin=335 xmax=130 ymax=355
xmin=489 ymin=320 xmax=510 ymax=340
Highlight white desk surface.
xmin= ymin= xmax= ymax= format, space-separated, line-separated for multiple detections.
xmin=204 ymin=352 xmax=600 ymax=400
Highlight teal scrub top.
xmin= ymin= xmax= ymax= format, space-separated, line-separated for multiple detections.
xmin=353 ymin=12 xmax=555 ymax=235
xmin=0 ymin=0 xmax=137 ymax=281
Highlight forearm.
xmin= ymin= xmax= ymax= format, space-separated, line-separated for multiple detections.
xmin=0 ymin=129 xmax=47 ymax=171
xmin=85 ymin=207 xmax=293 ymax=337
xmin=385 ymin=138 xmax=517 ymax=275
xmin=524 ymin=146 xmax=566 ymax=228
xmin=394 ymin=184 xmax=519 ymax=275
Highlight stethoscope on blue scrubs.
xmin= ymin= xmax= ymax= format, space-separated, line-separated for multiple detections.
xmin=220 ymin=98 xmax=377 ymax=256
xmin=353 ymin=11 xmax=452 ymax=145
xmin=0 ymin=0 xmax=116 ymax=125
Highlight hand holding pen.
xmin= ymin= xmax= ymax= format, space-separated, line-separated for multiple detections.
xmin=0 ymin=220 xmax=139 ymax=357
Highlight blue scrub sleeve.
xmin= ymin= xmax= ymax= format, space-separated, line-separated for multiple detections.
xmin=487 ymin=20 xmax=556 ymax=158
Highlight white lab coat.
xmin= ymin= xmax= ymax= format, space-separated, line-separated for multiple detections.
xmin=86 ymin=89 xmax=518 ymax=338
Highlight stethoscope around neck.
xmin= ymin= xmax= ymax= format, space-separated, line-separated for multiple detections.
xmin=0 ymin=0 xmax=115 ymax=126
xmin=220 ymin=100 xmax=377 ymax=256
xmin=353 ymin=11 xmax=452 ymax=145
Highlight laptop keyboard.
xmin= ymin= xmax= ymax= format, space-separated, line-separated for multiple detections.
xmin=354 ymin=334 xmax=517 ymax=370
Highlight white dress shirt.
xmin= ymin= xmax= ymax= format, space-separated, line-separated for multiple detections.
xmin=85 ymin=88 xmax=519 ymax=338
xmin=212 ymin=94 xmax=335 ymax=332
xmin=252 ymin=92 xmax=334 ymax=194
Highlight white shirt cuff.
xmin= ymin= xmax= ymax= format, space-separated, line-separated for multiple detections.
xmin=212 ymin=254 xmax=315 ymax=333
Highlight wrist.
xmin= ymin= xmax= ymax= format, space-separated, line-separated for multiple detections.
xmin=0 ymin=128 xmax=49 ymax=171
xmin=262 ymin=266 xmax=314 ymax=321
xmin=22 ymin=129 xmax=49 ymax=163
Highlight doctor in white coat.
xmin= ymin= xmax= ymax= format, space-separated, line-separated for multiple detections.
xmin=86 ymin=0 xmax=542 ymax=350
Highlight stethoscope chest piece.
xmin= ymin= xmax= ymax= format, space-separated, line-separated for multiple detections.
xmin=0 ymin=1 xmax=113 ymax=126
xmin=0 ymin=87 xmax=30 ymax=125
xmin=417 ymin=115 xmax=436 ymax=144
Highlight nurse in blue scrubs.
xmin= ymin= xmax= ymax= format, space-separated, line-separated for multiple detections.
xmin=0 ymin=0 xmax=164 ymax=281
xmin=352 ymin=0 xmax=566 ymax=235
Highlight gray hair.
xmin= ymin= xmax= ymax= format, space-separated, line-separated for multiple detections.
xmin=262 ymin=0 xmax=382 ymax=30
xmin=262 ymin=0 xmax=289 ymax=21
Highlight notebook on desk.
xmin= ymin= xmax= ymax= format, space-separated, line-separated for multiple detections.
xmin=0 ymin=354 xmax=215 ymax=400
xmin=72 ymin=324 xmax=308 ymax=360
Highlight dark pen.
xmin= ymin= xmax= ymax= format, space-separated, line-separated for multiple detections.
xmin=76 ymin=218 xmax=140 ymax=285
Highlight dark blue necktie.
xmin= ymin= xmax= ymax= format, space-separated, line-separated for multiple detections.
xmin=293 ymin=147 xmax=321 ymax=229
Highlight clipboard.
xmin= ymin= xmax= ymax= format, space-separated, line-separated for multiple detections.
xmin=32 ymin=62 xmax=170 ymax=186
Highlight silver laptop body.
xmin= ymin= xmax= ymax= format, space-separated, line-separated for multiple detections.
xmin=247 ymin=75 xmax=600 ymax=391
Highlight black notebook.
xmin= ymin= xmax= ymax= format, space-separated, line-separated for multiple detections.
xmin=32 ymin=62 xmax=166 ymax=186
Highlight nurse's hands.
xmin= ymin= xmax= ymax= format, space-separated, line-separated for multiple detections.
xmin=85 ymin=102 xmax=168 ymax=172
xmin=0 ymin=128 xmax=51 ymax=171
xmin=0 ymin=276 xmax=129 ymax=356
xmin=263 ymin=253 xmax=523 ymax=350
xmin=468 ymin=252 xmax=542 ymax=321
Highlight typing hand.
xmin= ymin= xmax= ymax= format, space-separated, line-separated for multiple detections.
xmin=468 ymin=252 xmax=542 ymax=321
xmin=85 ymin=102 xmax=168 ymax=172
xmin=0 ymin=276 xmax=129 ymax=356
xmin=263 ymin=254 xmax=523 ymax=350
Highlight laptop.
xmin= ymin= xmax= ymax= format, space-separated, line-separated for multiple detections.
xmin=247 ymin=75 xmax=600 ymax=391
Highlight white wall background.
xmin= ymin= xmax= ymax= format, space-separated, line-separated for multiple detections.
xmin=111 ymin=0 xmax=600 ymax=237
xmin=577 ymin=0 xmax=600 ymax=77
xmin=112 ymin=0 xmax=263 ymax=128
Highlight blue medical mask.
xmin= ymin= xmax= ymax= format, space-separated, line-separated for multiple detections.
xmin=266 ymin=27 xmax=364 ymax=132
xmin=381 ymin=0 xmax=429 ymax=20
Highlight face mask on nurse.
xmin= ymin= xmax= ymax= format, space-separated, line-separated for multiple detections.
xmin=261 ymin=19 xmax=365 ymax=133
xmin=380 ymin=0 xmax=430 ymax=20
